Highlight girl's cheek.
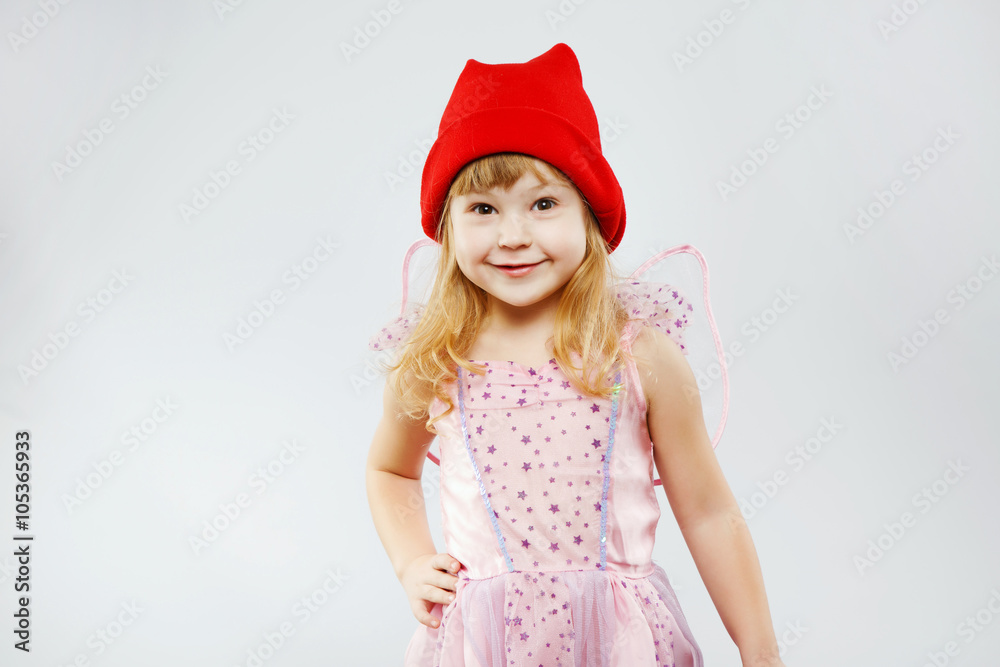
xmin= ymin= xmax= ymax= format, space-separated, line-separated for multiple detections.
xmin=465 ymin=233 xmax=496 ymax=255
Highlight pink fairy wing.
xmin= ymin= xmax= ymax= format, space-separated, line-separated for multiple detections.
xmin=614 ymin=281 xmax=693 ymax=356
xmin=368 ymin=240 xmax=443 ymax=469
xmin=368 ymin=238 xmax=438 ymax=352
xmin=368 ymin=302 xmax=424 ymax=352
xmin=617 ymin=244 xmax=730 ymax=488
xmin=624 ymin=244 xmax=730 ymax=455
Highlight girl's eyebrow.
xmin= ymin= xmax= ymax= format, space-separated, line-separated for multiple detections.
xmin=464 ymin=182 xmax=568 ymax=196
xmin=529 ymin=181 xmax=569 ymax=191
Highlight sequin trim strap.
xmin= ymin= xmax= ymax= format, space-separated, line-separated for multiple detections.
xmin=599 ymin=370 xmax=623 ymax=571
xmin=456 ymin=365 xmax=515 ymax=573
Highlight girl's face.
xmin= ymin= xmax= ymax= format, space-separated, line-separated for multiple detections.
xmin=449 ymin=161 xmax=588 ymax=319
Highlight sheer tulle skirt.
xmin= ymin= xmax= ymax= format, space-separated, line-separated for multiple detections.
xmin=404 ymin=563 xmax=702 ymax=667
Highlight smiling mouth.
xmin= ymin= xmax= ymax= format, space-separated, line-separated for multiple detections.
xmin=492 ymin=261 xmax=544 ymax=278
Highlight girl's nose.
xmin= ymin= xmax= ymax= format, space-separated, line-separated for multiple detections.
xmin=497 ymin=213 xmax=531 ymax=248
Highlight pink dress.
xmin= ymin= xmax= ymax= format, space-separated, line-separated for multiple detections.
xmin=372 ymin=282 xmax=703 ymax=667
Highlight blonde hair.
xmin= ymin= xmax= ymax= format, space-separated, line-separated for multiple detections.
xmin=380 ymin=152 xmax=632 ymax=434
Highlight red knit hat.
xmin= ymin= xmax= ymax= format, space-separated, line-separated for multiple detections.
xmin=420 ymin=43 xmax=626 ymax=252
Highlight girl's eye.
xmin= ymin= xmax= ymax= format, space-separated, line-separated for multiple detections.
xmin=534 ymin=198 xmax=556 ymax=211
xmin=471 ymin=203 xmax=495 ymax=215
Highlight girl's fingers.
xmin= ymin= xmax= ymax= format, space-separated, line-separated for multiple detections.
xmin=434 ymin=553 xmax=461 ymax=574
xmin=427 ymin=556 xmax=460 ymax=592
xmin=413 ymin=595 xmax=450 ymax=628
xmin=423 ymin=583 xmax=456 ymax=605
xmin=431 ymin=568 xmax=459 ymax=592
xmin=407 ymin=554 xmax=460 ymax=630
xmin=413 ymin=602 xmax=440 ymax=628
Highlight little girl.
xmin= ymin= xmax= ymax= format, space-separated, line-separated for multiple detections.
xmin=366 ymin=43 xmax=787 ymax=667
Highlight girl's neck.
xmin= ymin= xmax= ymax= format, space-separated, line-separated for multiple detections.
xmin=482 ymin=290 xmax=560 ymax=338
xmin=470 ymin=292 xmax=561 ymax=365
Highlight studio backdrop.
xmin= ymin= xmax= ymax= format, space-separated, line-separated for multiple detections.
xmin=1 ymin=1 xmax=998 ymax=665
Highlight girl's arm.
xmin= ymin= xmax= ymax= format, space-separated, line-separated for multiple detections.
xmin=365 ymin=380 xmax=436 ymax=578
xmin=366 ymin=375 xmax=460 ymax=624
xmin=634 ymin=327 xmax=785 ymax=667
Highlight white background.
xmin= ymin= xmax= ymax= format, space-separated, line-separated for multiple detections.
xmin=1 ymin=1 xmax=999 ymax=665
